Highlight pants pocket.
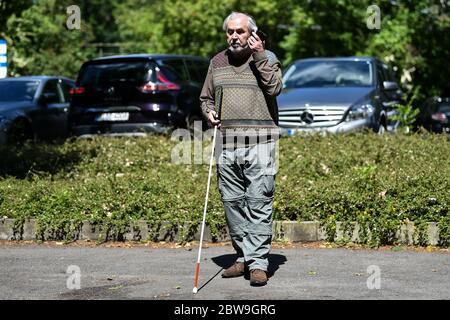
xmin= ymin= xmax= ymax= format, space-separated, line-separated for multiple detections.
xmin=261 ymin=174 xmax=275 ymax=198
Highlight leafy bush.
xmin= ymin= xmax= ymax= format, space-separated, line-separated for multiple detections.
xmin=278 ymin=131 xmax=450 ymax=246
xmin=391 ymin=87 xmax=421 ymax=134
xmin=0 ymin=131 xmax=449 ymax=246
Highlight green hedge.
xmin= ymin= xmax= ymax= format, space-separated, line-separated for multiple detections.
xmin=0 ymin=131 xmax=449 ymax=246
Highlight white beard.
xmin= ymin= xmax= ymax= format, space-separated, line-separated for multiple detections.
xmin=228 ymin=42 xmax=251 ymax=58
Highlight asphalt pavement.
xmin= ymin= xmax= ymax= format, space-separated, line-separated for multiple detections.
xmin=0 ymin=243 xmax=449 ymax=300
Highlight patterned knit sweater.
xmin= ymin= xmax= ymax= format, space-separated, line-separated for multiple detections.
xmin=200 ymin=49 xmax=283 ymax=147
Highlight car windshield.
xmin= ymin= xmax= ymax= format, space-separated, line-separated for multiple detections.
xmin=0 ymin=80 xmax=40 ymax=102
xmin=283 ymin=60 xmax=373 ymax=89
xmin=79 ymin=60 xmax=155 ymax=87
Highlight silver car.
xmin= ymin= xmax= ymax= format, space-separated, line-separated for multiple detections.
xmin=278 ymin=57 xmax=403 ymax=136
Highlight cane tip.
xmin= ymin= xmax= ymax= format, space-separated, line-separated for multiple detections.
xmin=192 ymin=287 xmax=198 ymax=294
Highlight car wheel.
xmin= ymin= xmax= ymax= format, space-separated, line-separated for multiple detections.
xmin=7 ymin=119 xmax=35 ymax=144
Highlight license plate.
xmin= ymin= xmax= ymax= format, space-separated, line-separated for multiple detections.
xmin=96 ymin=112 xmax=129 ymax=122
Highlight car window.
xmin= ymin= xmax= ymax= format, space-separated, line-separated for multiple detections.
xmin=376 ymin=64 xmax=386 ymax=87
xmin=385 ymin=66 xmax=396 ymax=82
xmin=156 ymin=59 xmax=189 ymax=83
xmin=79 ymin=60 xmax=155 ymax=87
xmin=185 ymin=59 xmax=209 ymax=83
xmin=0 ymin=80 xmax=40 ymax=102
xmin=283 ymin=60 xmax=373 ymax=88
xmin=42 ymin=80 xmax=64 ymax=103
xmin=381 ymin=63 xmax=395 ymax=82
xmin=59 ymin=80 xmax=74 ymax=103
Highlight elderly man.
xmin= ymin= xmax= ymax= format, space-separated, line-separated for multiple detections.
xmin=200 ymin=12 xmax=282 ymax=286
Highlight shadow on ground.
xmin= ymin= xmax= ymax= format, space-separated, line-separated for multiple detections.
xmin=211 ymin=253 xmax=288 ymax=278
xmin=196 ymin=253 xmax=287 ymax=292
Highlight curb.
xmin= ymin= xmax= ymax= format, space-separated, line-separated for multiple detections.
xmin=0 ymin=218 xmax=441 ymax=245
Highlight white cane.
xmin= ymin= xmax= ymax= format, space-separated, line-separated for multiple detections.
xmin=192 ymin=124 xmax=218 ymax=294
xmin=193 ymin=86 xmax=222 ymax=294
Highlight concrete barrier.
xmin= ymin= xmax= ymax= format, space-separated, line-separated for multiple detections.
xmin=0 ymin=218 xmax=442 ymax=245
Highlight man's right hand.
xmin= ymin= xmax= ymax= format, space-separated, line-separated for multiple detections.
xmin=207 ymin=110 xmax=221 ymax=128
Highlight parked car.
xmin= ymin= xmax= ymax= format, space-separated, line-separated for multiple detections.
xmin=0 ymin=76 xmax=75 ymax=144
xmin=278 ymin=57 xmax=404 ymax=135
xmin=68 ymin=54 xmax=210 ymax=137
xmin=415 ymin=97 xmax=450 ymax=135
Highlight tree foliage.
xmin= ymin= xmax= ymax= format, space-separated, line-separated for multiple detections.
xmin=0 ymin=0 xmax=33 ymax=32
xmin=1 ymin=0 xmax=449 ymax=97
xmin=3 ymin=0 xmax=96 ymax=78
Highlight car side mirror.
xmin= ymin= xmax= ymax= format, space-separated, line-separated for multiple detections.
xmin=383 ymin=81 xmax=399 ymax=91
xmin=40 ymin=92 xmax=59 ymax=105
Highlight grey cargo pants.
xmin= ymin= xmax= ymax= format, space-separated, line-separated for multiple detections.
xmin=216 ymin=142 xmax=277 ymax=271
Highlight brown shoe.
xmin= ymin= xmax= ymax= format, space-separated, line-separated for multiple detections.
xmin=250 ymin=269 xmax=268 ymax=286
xmin=222 ymin=262 xmax=245 ymax=278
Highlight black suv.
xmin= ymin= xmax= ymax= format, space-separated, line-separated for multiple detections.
xmin=278 ymin=57 xmax=404 ymax=135
xmin=69 ymin=54 xmax=209 ymax=137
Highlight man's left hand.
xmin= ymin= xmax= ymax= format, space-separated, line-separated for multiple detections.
xmin=248 ymin=31 xmax=264 ymax=53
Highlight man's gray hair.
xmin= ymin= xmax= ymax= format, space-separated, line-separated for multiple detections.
xmin=222 ymin=12 xmax=257 ymax=32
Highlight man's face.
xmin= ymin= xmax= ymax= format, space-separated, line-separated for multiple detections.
xmin=226 ymin=15 xmax=251 ymax=54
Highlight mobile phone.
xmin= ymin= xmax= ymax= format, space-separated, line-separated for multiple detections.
xmin=253 ymin=27 xmax=267 ymax=42
xmin=256 ymin=30 xmax=267 ymax=42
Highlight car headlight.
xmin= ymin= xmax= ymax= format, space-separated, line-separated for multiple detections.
xmin=345 ymin=103 xmax=374 ymax=121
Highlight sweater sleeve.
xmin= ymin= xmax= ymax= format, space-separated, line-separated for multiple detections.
xmin=199 ymin=62 xmax=215 ymax=120
xmin=252 ymin=50 xmax=283 ymax=97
